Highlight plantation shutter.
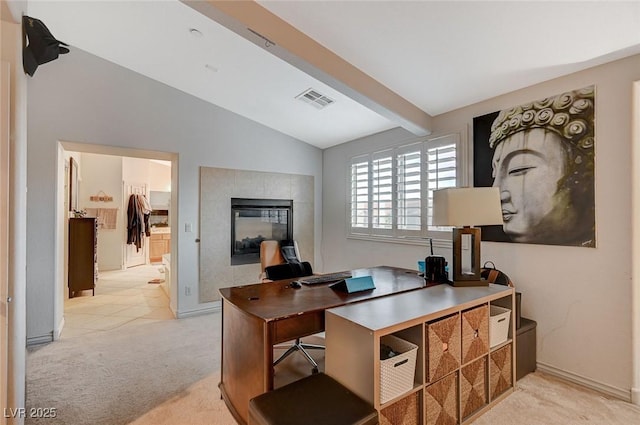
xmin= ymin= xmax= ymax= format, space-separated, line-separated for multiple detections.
xmin=372 ymin=151 xmax=393 ymax=233
xmin=396 ymin=143 xmax=422 ymax=235
xmin=350 ymin=156 xmax=370 ymax=232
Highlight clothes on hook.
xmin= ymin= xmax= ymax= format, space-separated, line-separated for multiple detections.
xmin=127 ymin=194 xmax=151 ymax=251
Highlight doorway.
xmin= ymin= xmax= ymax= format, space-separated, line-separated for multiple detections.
xmin=55 ymin=142 xmax=177 ymax=340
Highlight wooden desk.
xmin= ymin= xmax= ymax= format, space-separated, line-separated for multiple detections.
xmin=218 ymin=266 xmax=427 ymax=425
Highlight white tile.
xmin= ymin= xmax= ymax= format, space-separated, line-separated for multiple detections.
xmin=112 ymin=305 xmax=156 ymax=318
xmin=63 ymin=264 xmax=174 ymax=338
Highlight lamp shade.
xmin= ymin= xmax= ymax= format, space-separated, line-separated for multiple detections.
xmin=432 ymin=187 xmax=503 ymax=227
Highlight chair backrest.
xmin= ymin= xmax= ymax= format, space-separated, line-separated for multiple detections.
xmin=260 ymin=240 xmax=285 ymax=275
xmin=264 ymin=261 xmax=313 ymax=281
xmin=280 ymin=240 xmax=302 ymax=264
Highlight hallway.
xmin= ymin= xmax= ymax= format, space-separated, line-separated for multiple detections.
xmin=62 ymin=265 xmax=174 ymax=339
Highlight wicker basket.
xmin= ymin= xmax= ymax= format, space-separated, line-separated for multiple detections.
xmin=380 ymin=392 xmax=420 ymax=425
xmin=425 ymin=372 xmax=458 ymax=425
xmin=426 ymin=313 xmax=461 ymax=383
xmin=461 ymin=356 xmax=487 ymax=419
xmin=489 ymin=343 xmax=512 ymax=400
xmin=380 ymin=334 xmax=418 ymax=404
xmin=461 ymin=305 xmax=489 ymax=364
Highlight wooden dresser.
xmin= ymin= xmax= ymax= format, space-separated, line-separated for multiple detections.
xmin=68 ymin=217 xmax=97 ymax=298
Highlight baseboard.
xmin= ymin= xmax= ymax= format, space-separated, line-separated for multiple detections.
xmin=54 ymin=317 xmax=65 ymax=340
xmin=537 ymin=361 xmax=631 ymax=402
xmin=27 ymin=333 xmax=53 ymax=347
xmin=632 ymin=387 xmax=640 ymax=406
xmin=176 ymin=304 xmax=221 ymax=318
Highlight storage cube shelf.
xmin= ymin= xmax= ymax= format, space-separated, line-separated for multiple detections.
xmin=326 ymin=284 xmax=515 ymax=425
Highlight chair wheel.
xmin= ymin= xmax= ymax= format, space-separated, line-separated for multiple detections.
xmin=312 ymin=367 xmax=319 ymax=374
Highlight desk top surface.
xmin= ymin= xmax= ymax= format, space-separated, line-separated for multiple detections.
xmin=219 ymin=266 xmax=427 ymax=322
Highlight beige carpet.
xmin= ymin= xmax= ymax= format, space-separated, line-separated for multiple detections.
xmin=127 ymin=371 xmax=640 ymax=425
xmin=26 ymin=311 xmax=640 ymax=425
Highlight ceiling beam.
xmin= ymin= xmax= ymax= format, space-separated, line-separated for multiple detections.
xmin=182 ymin=0 xmax=432 ymax=137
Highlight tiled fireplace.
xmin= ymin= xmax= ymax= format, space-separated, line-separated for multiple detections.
xmin=199 ymin=167 xmax=314 ymax=303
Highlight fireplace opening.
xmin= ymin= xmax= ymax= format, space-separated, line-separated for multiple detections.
xmin=231 ymin=198 xmax=293 ymax=265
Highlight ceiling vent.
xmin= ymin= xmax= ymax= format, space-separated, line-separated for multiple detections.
xmin=295 ymin=88 xmax=335 ymax=110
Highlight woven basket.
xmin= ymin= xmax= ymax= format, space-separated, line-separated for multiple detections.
xmin=426 ymin=313 xmax=461 ymax=383
xmin=461 ymin=305 xmax=489 ymax=364
xmin=425 ymin=372 xmax=458 ymax=425
xmin=489 ymin=343 xmax=512 ymax=400
xmin=380 ymin=392 xmax=420 ymax=425
xmin=461 ymin=356 xmax=487 ymax=419
xmin=380 ymin=335 xmax=418 ymax=404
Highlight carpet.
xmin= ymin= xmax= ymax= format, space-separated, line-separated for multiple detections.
xmin=26 ymin=314 xmax=221 ymax=425
xmin=25 ymin=311 xmax=640 ymax=425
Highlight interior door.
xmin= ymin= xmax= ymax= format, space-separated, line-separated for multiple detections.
xmin=124 ymin=182 xmax=149 ymax=268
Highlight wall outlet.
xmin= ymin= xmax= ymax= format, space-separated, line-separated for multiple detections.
xmin=185 ymin=286 xmax=191 ymax=296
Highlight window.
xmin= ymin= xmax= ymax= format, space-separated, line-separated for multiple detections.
xmin=348 ymin=132 xmax=466 ymax=240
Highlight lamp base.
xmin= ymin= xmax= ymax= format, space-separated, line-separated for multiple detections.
xmin=448 ymin=279 xmax=488 ymax=287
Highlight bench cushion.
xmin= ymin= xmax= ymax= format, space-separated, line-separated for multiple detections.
xmin=249 ymin=373 xmax=378 ymax=425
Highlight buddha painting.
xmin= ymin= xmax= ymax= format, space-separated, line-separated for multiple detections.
xmin=473 ymin=86 xmax=595 ymax=247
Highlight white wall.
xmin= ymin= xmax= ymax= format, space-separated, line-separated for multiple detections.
xmin=322 ymin=54 xmax=640 ymax=399
xmin=79 ymin=152 xmax=124 ymax=271
xmin=26 ymin=47 xmax=323 ymax=341
xmin=149 ymin=161 xmax=171 ymax=192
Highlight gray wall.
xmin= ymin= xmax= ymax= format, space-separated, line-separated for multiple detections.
xmin=27 ymin=47 xmax=323 ymax=341
xmin=322 ymin=54 xmax=640 ymax=398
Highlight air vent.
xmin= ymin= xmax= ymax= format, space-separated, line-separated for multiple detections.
xmin=295 ymin=88 xmax=335 ymax=110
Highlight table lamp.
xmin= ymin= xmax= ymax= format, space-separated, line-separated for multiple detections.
xmin=432 ymin=187 xmax=503 ymax=286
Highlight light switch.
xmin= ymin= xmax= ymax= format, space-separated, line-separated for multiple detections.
xmin=185 ymin=222 xmax=192 ymax=233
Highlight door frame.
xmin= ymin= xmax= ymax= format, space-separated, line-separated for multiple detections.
xmin=55 ymin=142 xmax=178 ymax=335
xmin=0 ymin=59 xmax=10 ymax=425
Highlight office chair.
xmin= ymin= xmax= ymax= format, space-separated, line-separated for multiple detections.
xmin=259 ymin=239 xmax=304 ymax=281
xmin=260 ymin=240 xmax=325 ymax=373
xmin=259 ymin=240 xmax=285 ymax=282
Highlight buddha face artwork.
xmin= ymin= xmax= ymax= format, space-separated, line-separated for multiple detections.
xmin=473 ymin=86 xmax=595 ymax=247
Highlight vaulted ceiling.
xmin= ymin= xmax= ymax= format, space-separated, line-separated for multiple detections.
xmin=26 ymin=1 xmax=640 ymax=149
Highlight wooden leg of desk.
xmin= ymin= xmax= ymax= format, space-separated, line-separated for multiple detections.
xmin=220 ymin=300 xmax=269 ymax=425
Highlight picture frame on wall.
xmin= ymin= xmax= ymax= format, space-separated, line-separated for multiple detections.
xmin=473 ymin=85 xmax=596 ymax=248
xmin=69 ymin=156 xmax=78 ymax=212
